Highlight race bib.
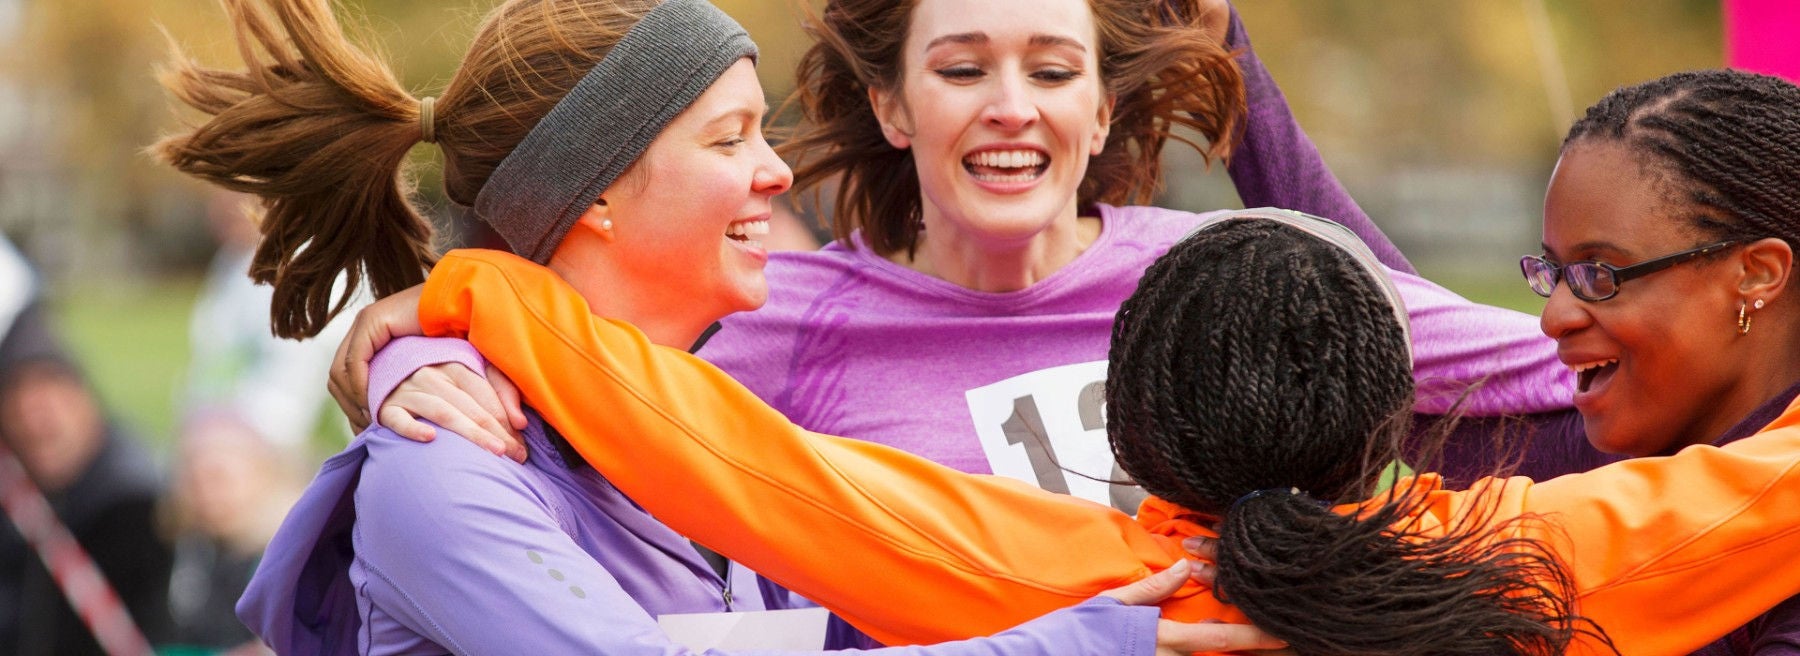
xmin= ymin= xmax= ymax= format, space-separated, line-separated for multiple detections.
xmin=658 ymin=607 xmax=831 ymax=651
xmin=965 ymin=361 xmax=1146 ymax=514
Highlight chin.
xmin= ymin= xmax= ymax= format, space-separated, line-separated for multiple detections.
xmin=1582 ymin=415 xmax=1672 ymax=458
xmin=726 ymin=280 xmax=769 ymax=314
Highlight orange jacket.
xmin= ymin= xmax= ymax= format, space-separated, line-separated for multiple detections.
xmin=420 ymin=249 xmax=1800 ymax=655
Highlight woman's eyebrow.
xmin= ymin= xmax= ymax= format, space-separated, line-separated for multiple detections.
xmin=1543 ymin=240 xmax=1629 ymax=258
xmin=925 ymin=32 xmax=987 ymax=50
xmin=1027 ymin=34 xmax=1086 ymax=52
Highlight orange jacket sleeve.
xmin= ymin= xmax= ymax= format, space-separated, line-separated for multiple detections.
xmin=419 ymin=249 xmax=1800 ymax=655
xmin=1419 ymin=406 xmax=1800 ymax=655
xmin=417 ymin=250 xmax=1242 ymax=646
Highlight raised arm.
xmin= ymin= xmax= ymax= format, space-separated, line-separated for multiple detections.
xmin=416 ymin=250 xmax=1244 ymax=647
xmin=1222 ymin=6 xmax=1414 ymax=274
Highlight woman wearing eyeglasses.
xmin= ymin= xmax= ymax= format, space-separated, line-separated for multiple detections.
xmin=1520 ymin=69 xmax=1800 ymax=654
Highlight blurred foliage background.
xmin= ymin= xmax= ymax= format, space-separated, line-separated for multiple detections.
xmin=0 ymin=0 xmax=1724 ymax=445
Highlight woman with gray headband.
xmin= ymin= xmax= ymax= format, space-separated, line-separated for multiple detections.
xmin=155 ymin=0 xmax=1283 ymax=653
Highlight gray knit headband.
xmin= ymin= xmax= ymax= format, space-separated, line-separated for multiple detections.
xmin=1186 ymin=208 xmax=1413 ymax=364
xmin=473 ymin=0 xmax=758 ymax=263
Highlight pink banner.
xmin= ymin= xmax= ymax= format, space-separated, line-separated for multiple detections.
xmin=1726 ymin=0 xmax=1800 ymax=82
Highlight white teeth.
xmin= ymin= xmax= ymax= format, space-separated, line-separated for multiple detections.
xmin=965 ymin=149 xmax=1047 ymax=169
xmin=971 ymin=171 xmax=1038 ymax=183
xmin=1568 ymin=359 xmax=1618 ymax=374
xmin=726 ymin=219 xmax=770 ymax=238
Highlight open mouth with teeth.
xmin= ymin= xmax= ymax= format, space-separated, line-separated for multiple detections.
xmin=1571 ymin=359 xmax=1619 ymax=394
xmin=725 ymin=219 xmax=770 ymax=249
xmin=963 ymin=149 xmax=1050 ymax=184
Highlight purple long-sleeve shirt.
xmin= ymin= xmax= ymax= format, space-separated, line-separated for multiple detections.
xmin=236 ymin=337 xmax=1159 ymax=655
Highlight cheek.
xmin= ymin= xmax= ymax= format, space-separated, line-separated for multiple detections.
xmin=635 ymin=166 xmax=740 ymax=243
xmin=1612 ymin=303 xmax=1730 ymax=406
xmin=1050 ymin=91 xmax=1106 ymax=151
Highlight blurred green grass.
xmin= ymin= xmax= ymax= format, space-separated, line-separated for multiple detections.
xmin=1423 ymin=270 xmax=1549 ymax=316
xmin=50 ymin=278 xmax=201 ymax=447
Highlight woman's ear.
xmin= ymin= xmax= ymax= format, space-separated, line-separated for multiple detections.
xmin=1091 ymin=93 xmax=1116 ymax=156
xmin=571 ymin=200 xmax=616 ymax=244
xmin=1737 ymin=237 xmax=1793 ymax=302
xmin=868 ymin=86 xmax=913 ymax=150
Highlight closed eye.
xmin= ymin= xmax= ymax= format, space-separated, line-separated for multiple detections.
xmin=935 ymin=66 xmax=984 ymax=81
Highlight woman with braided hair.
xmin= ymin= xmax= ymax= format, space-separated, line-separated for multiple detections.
xmin=1525 ymin=68 xmax=1800 ymax=654
xmin=382 ymin=206 xmax=1800 ymax=655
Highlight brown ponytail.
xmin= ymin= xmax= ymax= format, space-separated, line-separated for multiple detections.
xmin=156 ymin=0 xmax=656 ymax=338
xmin=156 ymin=0 xmax=433 ymax=339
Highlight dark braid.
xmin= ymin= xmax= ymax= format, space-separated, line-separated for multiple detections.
xmin=1564 ymin=69 xmax=1800 ymax=243
xmin=1108 ymin=220 xmax=1608 ymax=654
xmin=1109 ymin=221 xmax=1409 ymax=513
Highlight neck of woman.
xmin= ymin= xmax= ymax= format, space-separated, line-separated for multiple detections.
xmin=547 ymin=257 xmax=713 ymax=352
xmin=894 ymin=211 xmax=1103 ymax=293
xmin=1683 ymin=326 xmax=1800 ymax=452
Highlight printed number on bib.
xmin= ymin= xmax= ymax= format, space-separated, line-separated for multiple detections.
xmin=965 ymin=361 xmax=1145 ymax=514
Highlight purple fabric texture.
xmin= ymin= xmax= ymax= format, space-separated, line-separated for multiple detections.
xmin=240 ymin=382 xmax=1158 ymax=654
xmin=365 ymin=335 xmax=489 ymax=416
xmin=699 ymin=204 xmax=1572 ymax=478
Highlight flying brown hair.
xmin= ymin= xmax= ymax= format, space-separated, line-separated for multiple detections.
xmin=155 ymin=0 xmax=657 ymax=339
xmin=782 ymin=0 xmax=1247 ymax=256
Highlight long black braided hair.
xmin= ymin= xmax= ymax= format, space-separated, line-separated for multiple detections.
xmin=1107 ymin=220 xmax=1608 ymax=655
xmin=1564 ymin=69 xmax=1800 ymax=243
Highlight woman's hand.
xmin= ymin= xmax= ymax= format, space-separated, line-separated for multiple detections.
xmin=328 ymin=285 xmax=427 ymax=432
xmin=380 ymin=362 xmax=528 ymax=462
xmin=1101 ymin=560 xmax=1288 ymax=655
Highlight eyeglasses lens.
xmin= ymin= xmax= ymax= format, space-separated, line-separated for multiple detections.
xmin=1522 ymin=257 xmax=1557 ymax=297
xmin=1565 ymin=264 xmax=1615 ymax=300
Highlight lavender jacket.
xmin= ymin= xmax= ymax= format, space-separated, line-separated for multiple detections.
xmin=235 ymin=339 xmax=1158 ymax=655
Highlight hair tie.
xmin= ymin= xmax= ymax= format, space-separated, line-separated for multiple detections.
xmin=1230 ymin=487 xmax=1306 ymax=513
xmin=418 ymin=96 xmax=437 ymax=144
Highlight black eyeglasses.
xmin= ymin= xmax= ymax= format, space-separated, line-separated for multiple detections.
xmin=1520 ymin=240 xmax=1738 ymax=302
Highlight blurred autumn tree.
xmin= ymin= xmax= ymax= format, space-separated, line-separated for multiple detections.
xmin=0 ymin=0 xmax=1722 ymax=283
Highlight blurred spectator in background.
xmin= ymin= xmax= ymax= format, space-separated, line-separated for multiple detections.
xmin=157 ymin=192 xmax=342 ymax=654
xmin=162 ymin=408 xmax=299 ymax=654
xmin=183 ymin=192 xmax=355 ymax=450
xmin=0 ymin=234 xmax=174 ymax=655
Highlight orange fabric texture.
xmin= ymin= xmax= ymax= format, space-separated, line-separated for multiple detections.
xmin=420 ymin=249 xmax=1800 ymax=655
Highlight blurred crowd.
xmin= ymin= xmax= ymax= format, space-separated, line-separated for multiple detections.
xmin=0 ymin=192 xmax=358 ymax=656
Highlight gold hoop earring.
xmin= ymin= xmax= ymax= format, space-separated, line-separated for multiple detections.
xmin=1738 ymin=301 xmax=1754 ymax=336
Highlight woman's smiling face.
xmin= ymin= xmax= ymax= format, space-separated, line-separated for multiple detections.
xmin=1538 ymin=141 xmax=1752 ymax=456
xmin=872 ymin=0 xmax=1112 ymax=246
